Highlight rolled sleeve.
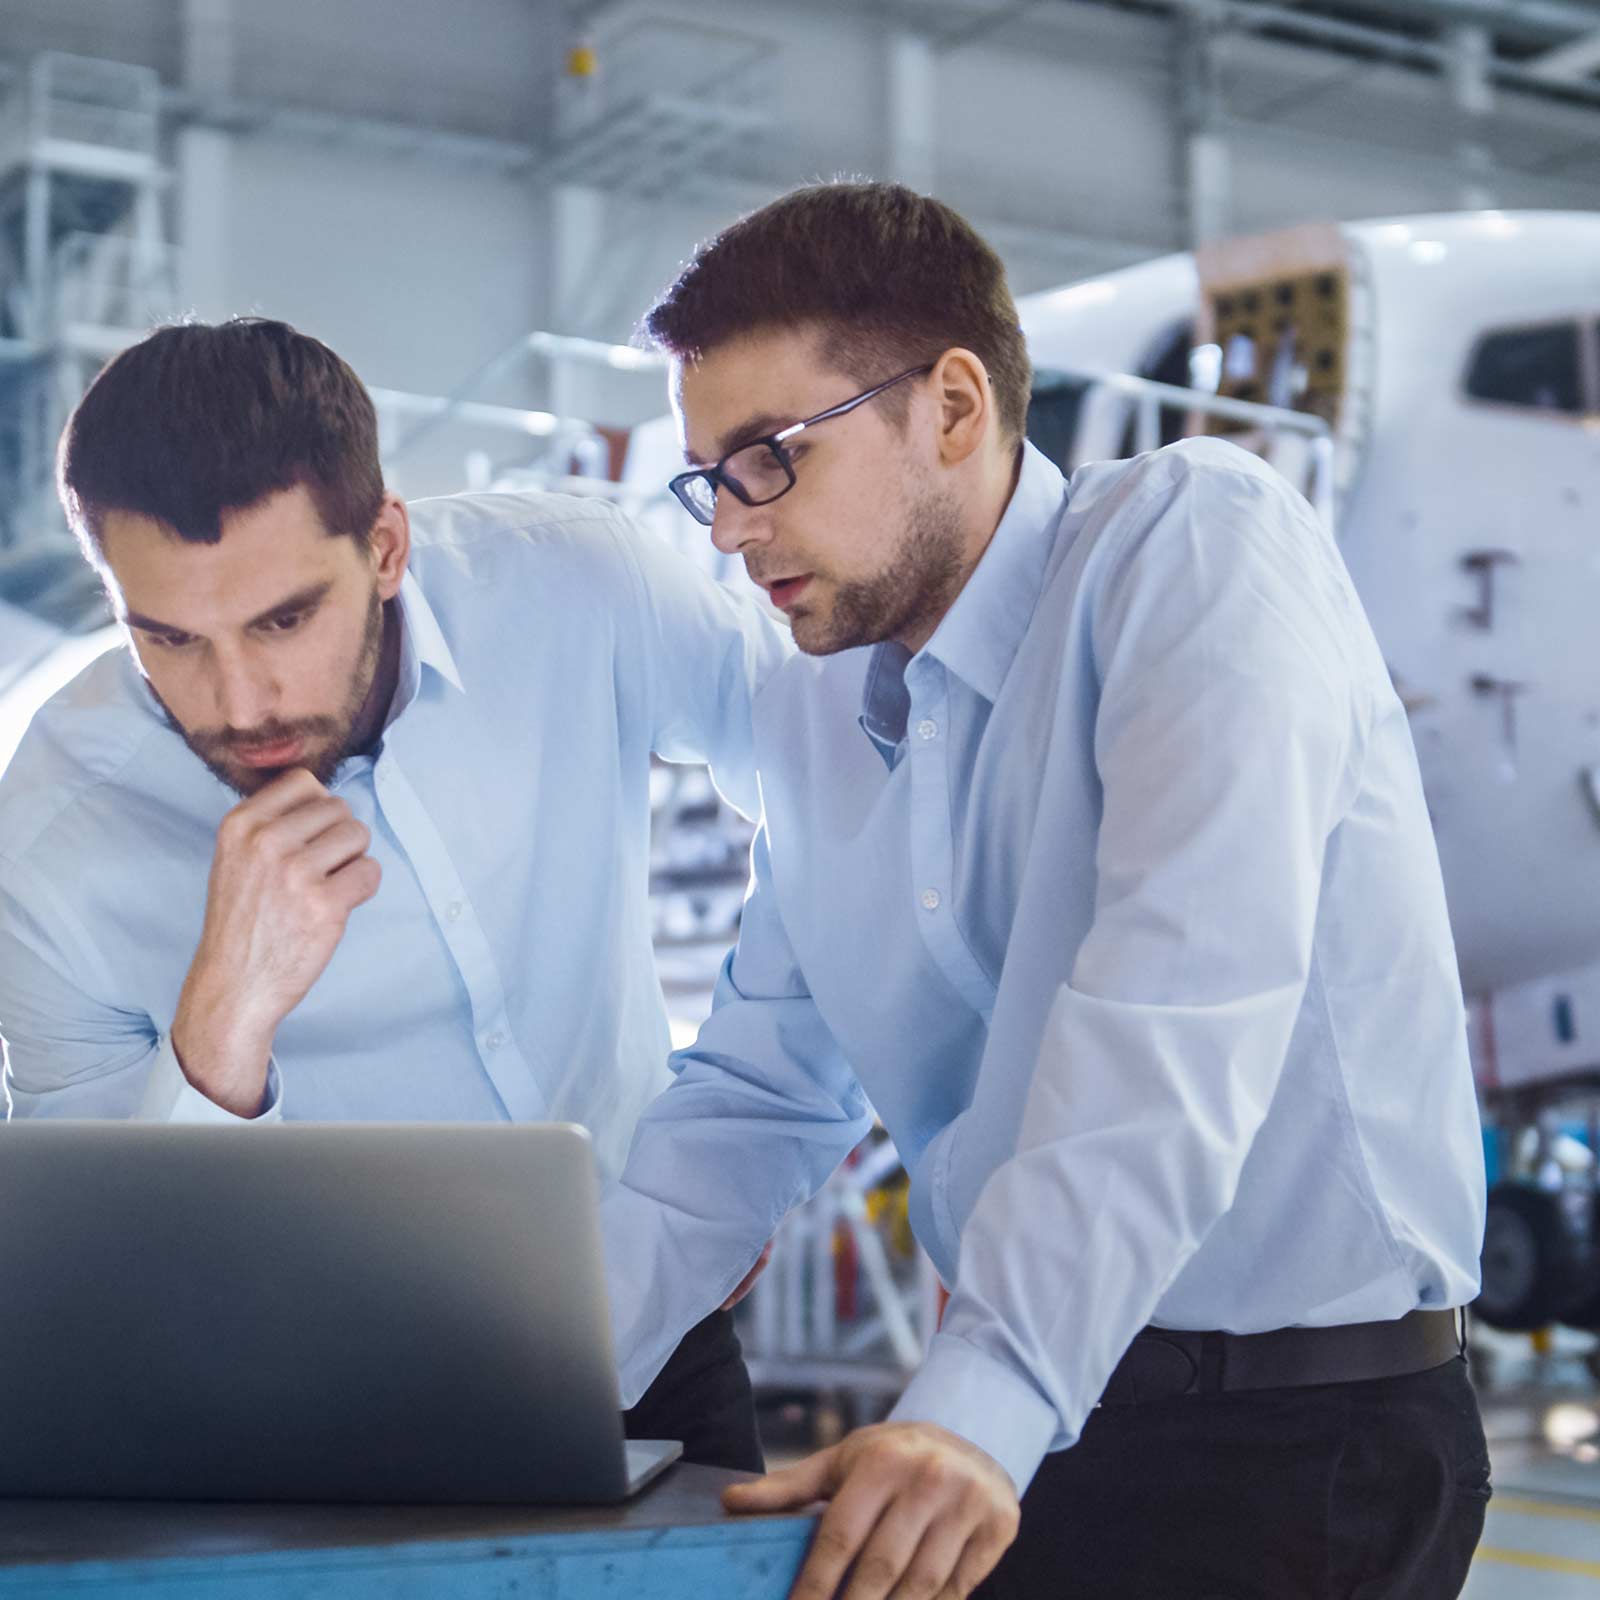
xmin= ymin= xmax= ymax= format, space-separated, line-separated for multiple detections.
xmin=138 ymin=1036 xmax=284 ymax=1123
xmin=2 ymin=861 xmax=161 ymax=1120
xmin=1 ymin=860 xmax=283 ymax=1125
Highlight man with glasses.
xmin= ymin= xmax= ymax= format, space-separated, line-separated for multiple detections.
xmin=0 ymin=317 xmax=789 ymax=1473
xmin=603 ymin=182 xmax=1488 ymax=1597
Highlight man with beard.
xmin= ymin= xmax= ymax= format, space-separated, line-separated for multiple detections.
xmin=600 ymin=183 xmax=1488 ymax=1598
xmin=0 ymin=317 xmax=788 ymax=1471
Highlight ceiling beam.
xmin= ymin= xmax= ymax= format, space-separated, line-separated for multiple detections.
xmin=1306 ymin=0 xmax=1600 ymax=47
xmin=1524 ymin=29 xmax=1600 ymax=83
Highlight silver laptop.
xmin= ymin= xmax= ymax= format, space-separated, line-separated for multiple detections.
xmin=0 ymin=1122 xmax=681 ymax=1503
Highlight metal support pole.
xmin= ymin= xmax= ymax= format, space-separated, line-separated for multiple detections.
xmin=886 ymin=30 xmax=937 ymax=194
xmin=22 ymin=58 xmax=50 ymax=339
xmin=179 ymin=0 xmax=235 ymax=320
xmin=1176 ymin=2 xmax=1231 ymax=249
xmin=23 ymin=167 xmax=49 ymax=342
xmin=809 ymin=1187 xmax=836 ymax=1358
xmin=548 ymin=182 xmax=608 ymax=423
xmin=1137 ymin=392 xmax=1160 ymax=454
xmin=1445 ymin=22 xmax=1496 ymax=212
xmin=838 ymin=1188 xmax=922 ymax=1371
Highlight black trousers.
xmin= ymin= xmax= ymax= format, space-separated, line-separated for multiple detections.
xmin=621 ymin=1309 xmax=765 ymax=1473
xmin=978 ymin=1355 xmax=1489 ymax=1600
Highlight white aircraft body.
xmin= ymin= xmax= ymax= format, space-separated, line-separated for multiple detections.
xmin=1015 ymin=211 xmax=1600 ymax=1336
xmin=1016 ymin=213 xmax=1600 ymax=1103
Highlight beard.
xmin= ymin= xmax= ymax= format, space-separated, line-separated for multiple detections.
xmin=160 ymin=587 xmax=388 ymax=797
xmin=788 ymin=475 xmax=968 ymax=657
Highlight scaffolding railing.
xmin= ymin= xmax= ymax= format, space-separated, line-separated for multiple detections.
xmin=1043 ymin=363 xmax=1339 ymax=534
xmin=0 ymin=53 xmax=161 ymax=174
xmin=53 ymin=233 xmax=180 ymax=341
xmin=543 ymin=18 xmax=778 ymax=193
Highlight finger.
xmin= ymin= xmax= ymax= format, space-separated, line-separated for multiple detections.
xmin=840 ymin=1492 xmax=941 ymax=1600
xmin=263 ymin=795 xmax=357 ymax=850
xmin=237 ymin=767 xmax=328 ymax=818
xmin=325 ymin=853 xmax=382 ymax=910
xmin=301 ymin=817 xmax=372 ymax=879
xmin=220 ymin=794 xmax=348 ymax=862
xmin=887 ymin=1511 xmax=976 ymax=1600
xmin=215 ymin=784 xmax=331 ymax=853
xmin=788 ymin=1470 xmax=898 ymax=1600
xmin=724 ymin=1446 xmax=840 ymax=1514
xmin=942 ymin=1524 xmax=1015 ymax=1600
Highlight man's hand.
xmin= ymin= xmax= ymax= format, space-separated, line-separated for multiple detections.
xmin=721 ymin=1240 xmax=774 ymax=1310
xmin=723 ymin=1421 xmax=1020 ymax=1600
xmin=172 ymin=769 xmax=381 ymax=1115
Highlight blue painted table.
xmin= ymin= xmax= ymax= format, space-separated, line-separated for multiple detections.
xmin=0 ymin=1465 xmax=817 ymax=1598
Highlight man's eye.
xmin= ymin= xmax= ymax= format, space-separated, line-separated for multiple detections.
xmin=259 ymin=611 xmax=307 ymax=635
xmin=143 ymin=631 xmax=193 ymax=650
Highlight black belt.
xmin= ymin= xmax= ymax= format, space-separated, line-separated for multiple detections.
xmin=1098 ymin=1308 xmax=1464 ymax=1406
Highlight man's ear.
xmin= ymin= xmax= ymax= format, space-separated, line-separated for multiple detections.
xmin=930 ymin=348 xmax=993 ymax=469
xmin=369 ymin=493 xmax=410 ymax=601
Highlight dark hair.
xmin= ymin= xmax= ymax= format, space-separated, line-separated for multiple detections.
xmin=58 ymin=317 xmax=384 ymax=555
xmin=640 ymin=181 xmax=1032 ymax=441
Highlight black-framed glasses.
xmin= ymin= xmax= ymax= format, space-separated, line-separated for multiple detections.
xmin=668 ymin=364 xmax=934 ymax=526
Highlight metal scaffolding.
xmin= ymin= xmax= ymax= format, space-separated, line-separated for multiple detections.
xmin=0 ymin=53 xmax=177 ymax=561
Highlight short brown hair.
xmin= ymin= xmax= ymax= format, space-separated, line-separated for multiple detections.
xmin=58 ymin=317 xmax=384 ymax=556
xmin=640 ymin=181 xmax=1032 ymax=441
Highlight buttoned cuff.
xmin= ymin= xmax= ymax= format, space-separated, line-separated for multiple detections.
xmin=138 ymin=1035 xmax=284 ymax=1123
xmin=889 ymin=1331 xmax=1062 ymax=1496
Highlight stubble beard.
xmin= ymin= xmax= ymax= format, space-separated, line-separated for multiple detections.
xmin=790 ymin=478 xmax=968 ymax=657
xmin=163 ymin=587 xmax=387 ymax=797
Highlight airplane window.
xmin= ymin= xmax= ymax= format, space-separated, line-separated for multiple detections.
xmin=1464 ymin=323 xmax=1584 ymax=415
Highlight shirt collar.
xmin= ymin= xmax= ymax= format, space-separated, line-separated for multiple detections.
xmin=389 ymin=567 xmax=465 ymax=724
xmin=859 ymin=639 xmax=914 ymax=769
xmin=853 ymin=441 xmax=1068 ymax=759
xmin=919 ymin=439 xmax=1067 ymax=706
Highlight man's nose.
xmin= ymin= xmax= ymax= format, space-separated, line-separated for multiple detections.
xmin=211 ymin=648 xmax=278 ymax=732
xmin=709 ymin=494 xmax=775 ymax=558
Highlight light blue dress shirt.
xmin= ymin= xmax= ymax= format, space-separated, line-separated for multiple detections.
xmin=0 ymin=492 xmax=790 ymax=1181
xmin=603 ymin=438 xmax=1486 ymax=1493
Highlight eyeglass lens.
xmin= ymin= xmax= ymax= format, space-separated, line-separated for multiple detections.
xmin=676 ymin=474 xmax=717 ymax=522
xmin=677 ymin=440 xmax=793 ymax=524
xmin=722 ymin=440 xmax=792 ymax=503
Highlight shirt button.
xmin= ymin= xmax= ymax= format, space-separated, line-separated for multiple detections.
xmin=446 ymin=901 xmax=463 ymax=922
xmin=920 ymin=888 xmax=942 ymax=912
xmin=484 ymin=1031 xmax=505 ymax=1052
xmin=917 ymin=718 xmax=939 ymax=741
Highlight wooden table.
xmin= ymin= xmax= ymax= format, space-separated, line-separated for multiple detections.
xmin=0 ymin=1465 xmax=818 ymax=1598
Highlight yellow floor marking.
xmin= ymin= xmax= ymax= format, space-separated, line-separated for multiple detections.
xmin=1491 ymin=1496 xmax=1600 ymax=1527
xmin=1475 ymin=1546 xmax=1600 ymax=1579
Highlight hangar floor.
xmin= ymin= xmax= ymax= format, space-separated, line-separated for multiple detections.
xmin=1456 ymin=1329 xmax=1600 ymax=1595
